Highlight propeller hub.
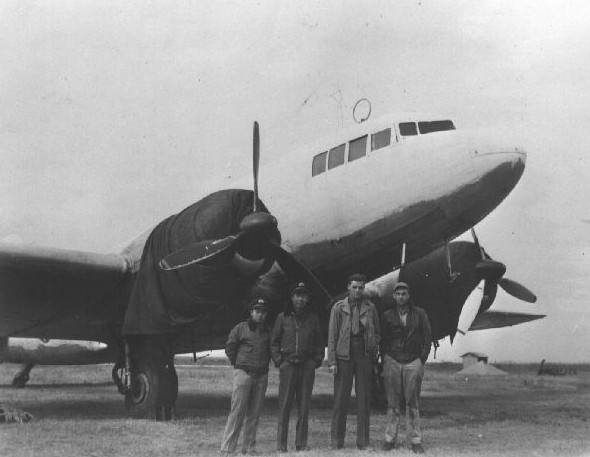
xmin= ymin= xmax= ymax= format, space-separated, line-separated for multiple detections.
xmin=239 ymin=212 xmax=278 ymax=238
xmin=475 ymin=259 xmax=506 ymax=282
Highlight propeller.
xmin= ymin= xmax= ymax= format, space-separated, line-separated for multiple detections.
xmin=455 ymin=228 xmax=537 ymax=336
xmin=470 ymin=228 xmax=536 ymax=305
xmin=159 ymin=122 xmax=279 ymax=271
xmin=158 ymin=122 xmax=332 ymax=303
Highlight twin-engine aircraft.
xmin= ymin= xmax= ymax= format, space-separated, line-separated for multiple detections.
xmin=0 ymin=114 xmax=542 ymax=418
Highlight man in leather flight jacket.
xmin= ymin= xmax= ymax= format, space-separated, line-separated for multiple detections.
xmin=380 ymin=282 xmax=431 ymax=454
xmin=271 ymin=281 xmax=324 ymax=452
xmin=221 ymin=298 xmax=271 ymax=455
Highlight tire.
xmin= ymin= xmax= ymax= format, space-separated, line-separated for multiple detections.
xmin=124 ymin=357 xmax=178 ymax=419
xmin=125 ymin=357 xmax=161 ymax=419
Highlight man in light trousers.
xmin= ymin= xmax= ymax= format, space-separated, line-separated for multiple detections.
xmin=380 ymin=282 xmax=431 ymax=454
xmin=221 ymin=298 xmax=271 ymax=455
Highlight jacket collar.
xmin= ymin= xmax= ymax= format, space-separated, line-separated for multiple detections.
xmin=342 ymin=297 xmax=371 ymax=315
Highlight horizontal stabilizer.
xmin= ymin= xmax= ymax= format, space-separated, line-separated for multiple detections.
xmin=469 ymin=310 xmax=545 ymax=331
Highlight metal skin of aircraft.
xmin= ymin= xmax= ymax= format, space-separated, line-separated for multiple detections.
xmin=0 ymin=115 xmax=541 ymax=419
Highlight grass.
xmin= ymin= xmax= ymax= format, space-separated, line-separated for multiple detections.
xmin=0 ymin=362 xmax=589 ymax=456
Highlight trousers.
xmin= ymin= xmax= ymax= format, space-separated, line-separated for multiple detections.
xmin=331 ymin=337 xmax=372 ymax=448
xmin=276 ymin=359 xmax=317 ymax=450
xmin=220 ymin=369 xmax=268 ymax=453
xmin=383 ymin=356 xmax=424 ymax=444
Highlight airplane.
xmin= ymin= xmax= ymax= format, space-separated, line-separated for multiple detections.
xmin=0 ymin=113 xmax=542 ymax=419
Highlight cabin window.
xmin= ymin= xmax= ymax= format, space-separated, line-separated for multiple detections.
xmin=399 ymin=122 xmax=418 ymax=136
xmin=348 ymin=135 xmax=367 ymax=162
xmin=371 ymin=128 xmax=391 ymax=151
xmin=312 ymin=151 xmax=327 ymax=176
xmin=418 ymin=120 xmax=455 ymax=134
xmin=328 ymin=144 xmax=345 ymax=170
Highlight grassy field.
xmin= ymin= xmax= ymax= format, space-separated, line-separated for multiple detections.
xmin=0 ymin=361 xmax=589 ymax=457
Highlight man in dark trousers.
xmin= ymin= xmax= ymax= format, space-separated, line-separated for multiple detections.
xmin=327 ymin=273 xmax=380 ymax=450
xmin=380 ymin=282 xmax=432 ymax=454
xmin=221 ymin=298 xmax=271 ymax=455
xmin=271 ymin=281 xmax=324 ymax=452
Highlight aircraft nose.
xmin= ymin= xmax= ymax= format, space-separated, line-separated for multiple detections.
xmin=460 ymin=131 xmax=528 ymax=207
xmin=468 ymin=131 xmax=527 ymax=164
xmin=468 ymin=132 xmax=527 ymax=182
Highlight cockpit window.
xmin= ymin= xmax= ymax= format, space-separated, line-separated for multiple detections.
xmin=312 ymin=151 xmax=327 ymax=176
xmin=399 ymin=122 xmax=418 ymax=136
xmin=418 ymin=120 xmax=455 ymax=134
xmin=328 ymin=144 xmax=346 ymax=170
xmin=348 ymin=135 xmax=367 ymax=162
xmin=371 ymin=128 xmax=391 ymax=151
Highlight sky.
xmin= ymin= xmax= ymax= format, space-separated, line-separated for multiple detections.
xmin=1 ymin=0 xmax=589 ymax=363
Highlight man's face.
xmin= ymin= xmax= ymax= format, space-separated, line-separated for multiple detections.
xmin=292 ymin=292 xmax=310 ymax=312
xmin=394 ymin=289 xmax=410 ymax=307
xmin=250 ymin=308 xmax=267 ymax=323
xmin=348 ymin=280 xmax=365 ymax=302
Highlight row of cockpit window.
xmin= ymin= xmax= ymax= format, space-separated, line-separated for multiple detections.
xmin=312 ymin=120 xmax=455 ymax=177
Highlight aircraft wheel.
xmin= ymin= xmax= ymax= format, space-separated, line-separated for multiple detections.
xmin=125 ymin=357 xmax=177 ymax=419
xmin=125 ymin=357 xmax=161 ymax=419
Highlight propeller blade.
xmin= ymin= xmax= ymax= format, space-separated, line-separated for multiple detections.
xmin=470 ymin=227 xmax=485 ymax=260
xmin=457 ymin=280 xmax=485 ymax=335
xmin=480 ymin=280 xmax=498 ymax=312
xmin=253 ymin=121 xmax=260 ymax=213
xmin=498 ymin=278 xmax=537 ymax=303
xmin=159 ymin=235 xmax=239 ymax=270
xmin=270 ymin=244 xmax=332 ymax=305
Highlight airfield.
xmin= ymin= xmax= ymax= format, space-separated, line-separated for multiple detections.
xmin=0 ymin=360 xmax=588 ymax=457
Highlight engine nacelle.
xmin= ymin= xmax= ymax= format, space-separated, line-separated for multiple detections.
xmin=0 ymin=337 xmax=111 ymax=365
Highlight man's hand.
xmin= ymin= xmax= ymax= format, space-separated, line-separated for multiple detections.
xmin=329 ymin=364 xmax=338 ymax=376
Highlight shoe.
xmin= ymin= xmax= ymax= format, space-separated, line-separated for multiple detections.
xmin=277 ymin=447 xmax=287 ymax=453
xmin=381 ymin=441 xmax=394 ymax=451
xmin=412 ymin=443 xmax=425 ymax=454
xmin=330 ymin=443 xmax=343 ymax=450
xmin=296 ymin=446 xmax=311 ymax=451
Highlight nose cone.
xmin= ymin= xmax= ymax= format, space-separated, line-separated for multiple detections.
xmin=468 ymin=132 xmax=527 ymax=199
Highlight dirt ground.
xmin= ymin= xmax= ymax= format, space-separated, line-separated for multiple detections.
xmin=0 ymin=361 xmax=589 ymax=457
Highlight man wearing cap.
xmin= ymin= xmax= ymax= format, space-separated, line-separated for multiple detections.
xmin=221 ymin=298 xmax=272 ymax=455
xmin=327 ymin=273 xmax=380 ymax=450
xmin=380 ymin=282 xmax=432 ymax=454
xmin=271 ymin=281 xmax=324 ymax=452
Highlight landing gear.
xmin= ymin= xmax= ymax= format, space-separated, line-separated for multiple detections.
xmin=113 ymin=335 xmax=178 ymax=420
xmin=12 ymin=363 xmax=34 ymax=388
xmin=124 ymin=357 xmax=177 ymax=420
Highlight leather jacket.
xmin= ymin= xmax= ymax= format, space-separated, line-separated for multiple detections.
xmin=225 ymin=319 xmax=271 ymax=375
xmin=270 ymin=310 xmax=324 ymax=367
xmin=381 ymin=304 xmax=432 ymax=364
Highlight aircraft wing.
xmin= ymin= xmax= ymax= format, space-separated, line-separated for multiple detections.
xmin=0 ymin=243 xmax=130 ymax=340
xmin=469 ymin=310 xmax=546 ymax=331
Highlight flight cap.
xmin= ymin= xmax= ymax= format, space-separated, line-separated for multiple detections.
xmin=393 ymin=282 xmax=410 ymax=293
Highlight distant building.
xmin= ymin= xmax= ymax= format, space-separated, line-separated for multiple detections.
xmin=461 ymin=352 xmax=488 ymax=369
